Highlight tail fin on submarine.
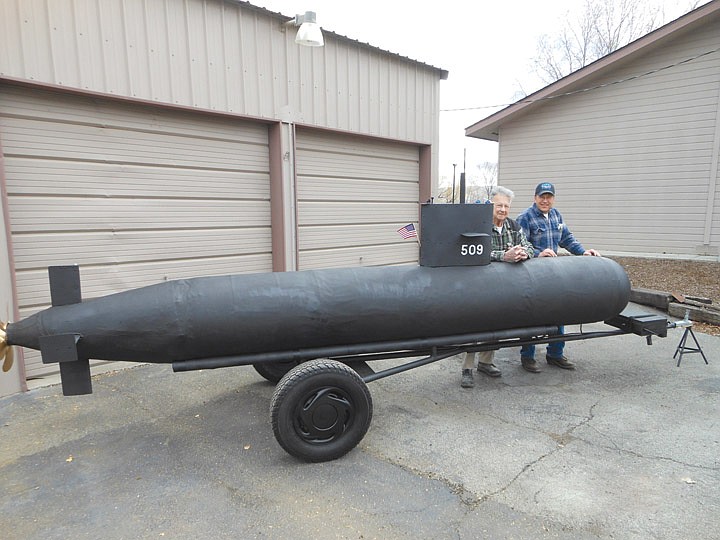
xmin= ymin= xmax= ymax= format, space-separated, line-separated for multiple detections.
xmin=44 ymin=266 xmax=92 ymax=396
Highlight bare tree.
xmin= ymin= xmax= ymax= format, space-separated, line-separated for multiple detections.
xmin=463 ymin=162 xmax=498 ymax=203
xmin=436 ymin=162 xmax=497 ymax=204
xmin=436 ymin=184 xmax=453 ymax=204
xmin=473 ymin=161 xmax=498 ymax=202
xmin=531 ymin=0 xmax=689 ymax=84
xmin=476 ymin=161 xmax=498 ymax=186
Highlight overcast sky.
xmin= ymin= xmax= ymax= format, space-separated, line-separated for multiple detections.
xmin=252 ymin=0 xmax=701 ymax=184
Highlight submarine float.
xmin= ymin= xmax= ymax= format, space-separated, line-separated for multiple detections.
xmin=0 ymin=204 xmax=673 ymax=462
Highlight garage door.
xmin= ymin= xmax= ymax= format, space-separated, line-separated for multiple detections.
xmin=0 ymin=84 xmax=272 ymax=379
xmin=295 ymin=127 xmax=420 ymax=269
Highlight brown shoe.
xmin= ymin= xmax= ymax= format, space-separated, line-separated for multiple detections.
xmin=477 ymin=363 xmax=501 ymax=378
xmin=521 ymin=357 xmax=541 ymax=373
xmin=546 ymin=355 xmax=576 ymax=370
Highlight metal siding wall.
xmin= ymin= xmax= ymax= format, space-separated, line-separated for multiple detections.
xmin=0 ymin=84 xmax=272 ymax=378
xmin=0 ymin=0 xmax=441 ymax=148
xmin=295 ymin=128 xmax=420 ymax=269
xmin=498 ymin=21 xmax=720 ymax=257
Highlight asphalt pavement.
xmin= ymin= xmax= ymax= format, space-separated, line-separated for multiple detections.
xmin=1 ymin=318 xmax=719 ymax=539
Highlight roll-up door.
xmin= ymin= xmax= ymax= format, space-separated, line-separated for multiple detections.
xmin=0 ymin=84 xmax=272 ymax=380
xmin=295 ymin=128 xmax=420 ymax=269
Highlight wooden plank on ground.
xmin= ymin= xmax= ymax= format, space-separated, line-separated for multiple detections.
xmin=668 ymin=302 xmax=720 ymax=325
xmin=682 ymin=299 xmax=720 ymax=311
xmin=630 ymin=288 xmax=673 ymax=310
xmin=685 ymin=295 xmax=713 ymax=305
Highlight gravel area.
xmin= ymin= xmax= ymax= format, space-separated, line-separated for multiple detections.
xmin=609 ymin=255 xmax=720 ymax=336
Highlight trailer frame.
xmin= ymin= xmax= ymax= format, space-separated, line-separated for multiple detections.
xmin=173 ymin=309 xmax=687 ymax=462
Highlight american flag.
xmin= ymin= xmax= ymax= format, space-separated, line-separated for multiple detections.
xmin=396 ymin=223 xmax=417 ymax=239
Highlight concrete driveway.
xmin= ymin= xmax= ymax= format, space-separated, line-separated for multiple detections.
xmin=1 ymin=320 xmax=718 ymax=539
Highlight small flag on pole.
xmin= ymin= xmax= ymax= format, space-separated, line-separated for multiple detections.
xmin=396 ymin=223 xmax=417 ymax=239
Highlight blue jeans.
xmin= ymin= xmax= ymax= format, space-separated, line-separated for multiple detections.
xmin=521 ymin=326 xmax=565 ymax=359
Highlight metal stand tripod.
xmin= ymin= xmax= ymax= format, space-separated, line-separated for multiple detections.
xmin=673 ymin=316 xmax=709 ymax=367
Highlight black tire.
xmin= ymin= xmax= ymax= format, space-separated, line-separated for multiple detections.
xmin=253 ymin=361 xmax=299 ymax=384
xmin=270 ymin=359 xmax=373 ymax=462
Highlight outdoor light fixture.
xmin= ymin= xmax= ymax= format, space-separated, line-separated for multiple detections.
xmin=286 ymin=11 xmax=324 ymax=47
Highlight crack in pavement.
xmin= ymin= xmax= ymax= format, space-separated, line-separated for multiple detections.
xmin=367 ymin=383 xmax=720 ymax=521
xmin=365 ymin=399 xmax=603 ymax=511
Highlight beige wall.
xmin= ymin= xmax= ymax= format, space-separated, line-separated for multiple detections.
xmin=0 ymin=0 xmax=443 ymax=185
xmin=497 ymin=19 xmax=720 ymax=258
xmin=295 ymin=127 xmax=420 ymax=269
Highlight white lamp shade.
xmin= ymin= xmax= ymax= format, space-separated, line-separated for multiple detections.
xmin=295 ymin=22 xmax=324 ymax=47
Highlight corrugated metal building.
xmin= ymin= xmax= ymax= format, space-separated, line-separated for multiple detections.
xmin=0 ymin=0 xmax=447 ymax=395
xmin=466 ymin=0 xmax=720 ymax=260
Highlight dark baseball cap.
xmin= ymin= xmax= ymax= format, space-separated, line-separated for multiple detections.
xmin=535 ymin=182 xmax=555 ymax=196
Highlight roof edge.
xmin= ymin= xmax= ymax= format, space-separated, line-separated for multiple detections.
xmin=465 ymin=0 xmax=720 ymax=141
xmin=233 ymin=1 xmax=449 ymax=80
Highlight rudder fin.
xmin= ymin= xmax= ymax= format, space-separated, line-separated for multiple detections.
xmin=45 ymin=266 xmax=92 ymax=395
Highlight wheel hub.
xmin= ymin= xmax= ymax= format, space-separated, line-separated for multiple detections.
xmin=295 ymin=387 xmax=354 ymax=443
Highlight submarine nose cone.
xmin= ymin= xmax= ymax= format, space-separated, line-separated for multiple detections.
xmin=5 ymin=313 xmax=43 ymax=351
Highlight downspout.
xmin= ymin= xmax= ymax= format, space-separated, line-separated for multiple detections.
xmin=702 ymin=72 xmax=720 ymax=256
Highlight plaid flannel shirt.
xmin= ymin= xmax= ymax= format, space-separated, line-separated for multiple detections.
xmin=490 ymin=219 xmax=535 ymax=262
xmin=516 ymin=204 xmax=585 ymax=257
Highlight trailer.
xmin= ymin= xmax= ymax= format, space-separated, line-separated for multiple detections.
xmin=0 ymin=203 xmax=696 ymax=462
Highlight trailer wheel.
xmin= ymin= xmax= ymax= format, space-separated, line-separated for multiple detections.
xmin=270 ymin=359 xmax=373 ymax=462
xmin=253 ymin=361 xmax=298 ymax=384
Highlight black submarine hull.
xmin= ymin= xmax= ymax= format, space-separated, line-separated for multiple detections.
xmin=8 ymin=256 xmax=630 ymax=364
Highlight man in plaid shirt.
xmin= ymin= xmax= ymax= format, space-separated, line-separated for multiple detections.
xmin=461 ymin=186 xmax=534 ymax=388
xmin=515 ymin=182 xmax=601 ymax=372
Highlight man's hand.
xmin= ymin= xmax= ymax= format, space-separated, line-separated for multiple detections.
xmin=583 ymin=249 xmax=601 ymax=257
xmin=539 ymin=248 xmax=557 ymax=257
xmin=503 ymin=245 xmax=529 ymax=263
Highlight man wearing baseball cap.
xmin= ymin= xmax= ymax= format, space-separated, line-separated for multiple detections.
xmin=515 ymin=182 xmax=601 ymax=372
